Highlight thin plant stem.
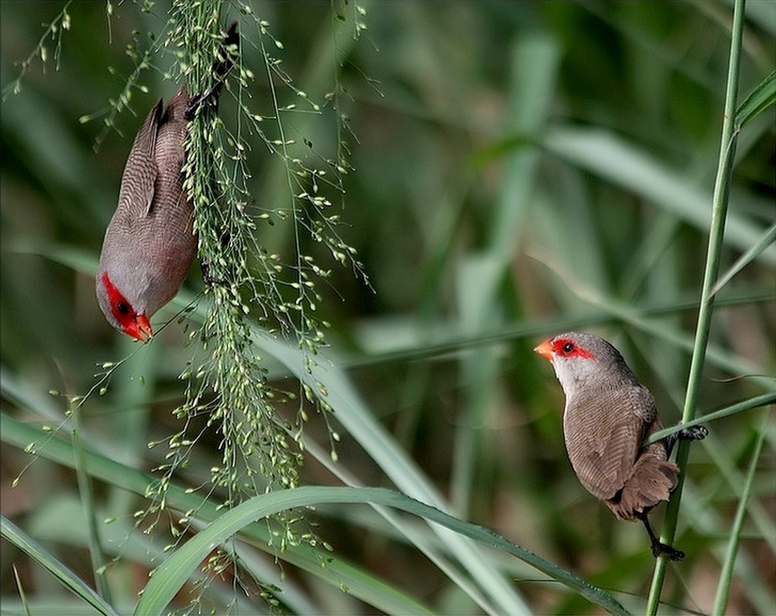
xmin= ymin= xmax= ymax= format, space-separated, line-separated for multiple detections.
xmin=71 ymin=403 xmax=113 ymax=604
xmin=712 ymin=409 xmax=770 ymax=614
xmin=645 ymin=0 xmax=746 ymax=612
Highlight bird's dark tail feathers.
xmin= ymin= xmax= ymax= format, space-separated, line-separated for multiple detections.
xmin=607 ymin=444 xmax=679 ymax=521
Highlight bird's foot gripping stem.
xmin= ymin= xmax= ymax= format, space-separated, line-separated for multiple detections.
xmin=666 ymin=424 xmax=708 ymax=456
xmin=184 ymin=84 xmax=224 ymax=120
xmin=184 ymin=22 xmax=239 ymax=121
xmin=650 ymin=538 xmax=685 ymax=561
xmin=638 ymin=512 xmax=685 ymax=561
xmin=200 ymin=259 xmax=225 ymax=286
xmin=678 ymin=425 xmax=708 ymax=441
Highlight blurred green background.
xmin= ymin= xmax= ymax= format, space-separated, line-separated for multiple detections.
xmin=2 ymin=1 xmax=774 ymax=614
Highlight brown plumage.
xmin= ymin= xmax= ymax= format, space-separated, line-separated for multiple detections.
xmin=96 ymin=23 xmax=238 ymax=342
xmin=534 ymin=331 xmax=685 ymax=560
xmin=96 ymin=87 xmax=195 ymax=342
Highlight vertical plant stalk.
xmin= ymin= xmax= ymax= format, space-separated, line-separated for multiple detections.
xmin=646 ymin=0 xmax=745 ymax=613
xmin=71 ymin=403 xmax=113 ymax=604
xmin=712 ymin=410 xmax=769 ymax=613
xmin=167 ymin=2 xmax=303 ymax=504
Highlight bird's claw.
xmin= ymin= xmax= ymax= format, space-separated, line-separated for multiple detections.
xmin=200 ymin=259 xmax=225 ymax=286
xmin=678 ymin=425 xmax=708 ymax=441
xmin=184 ymin=23 xmax=239 ymax=121
xmin=184 ymin=89 xmax=219 ymax=120
xmin=667 ymin=423 xmax=708 ymax=455
xmin=651 ymin=540 xmax=685 ymax=561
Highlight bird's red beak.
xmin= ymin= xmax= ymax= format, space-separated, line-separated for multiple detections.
xmin=125 ymin=314 xmax=154 ymax=343
xmin=534 ymin=339 xmax=554 ymax=361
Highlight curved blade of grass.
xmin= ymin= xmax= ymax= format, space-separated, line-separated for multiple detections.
xmin=713 ymin=410 xmax=770 ymax=614
xmin=0 ymin=413 xmax=431 ymax=616
xmin=735 ymin=69 xmax=776 ymax=127
xmin=134 ymin=486 xmax=629 ymax=616
xmin=1 ymin=515 xmax=120 ymax=616
xmin=2 ymin=412 xmax=625 ymax=616
xmin=254 ymin=330 xmax=529 ymax=614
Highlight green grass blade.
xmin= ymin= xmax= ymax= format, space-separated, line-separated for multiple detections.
xmin=12 ymin=564 xmax=31 ymax=616
xmin=71 ymin=405 xmax=113 ymax=604
xmin=702 ymin=428 xmax=776 ymax=555
xmin=712 ymin=410 xmax=770 ymax=613
xmin=134 ymin=487 xmax=629 ymax=616
xmin=709 ymin=221 xmax=776 ymax=297
xmin=254 ymin=330 xmax=530 ymax=614
xmin=0 ymin=412 xmax=432 ymax=615
xmin=1 ymin=515 xmax=120 ymax=616
xmin=735 ymin=69 xmax=776 ymax=127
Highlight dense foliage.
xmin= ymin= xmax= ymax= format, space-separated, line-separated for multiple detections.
xmin=2 ymin=1 xmax=774 ymax=614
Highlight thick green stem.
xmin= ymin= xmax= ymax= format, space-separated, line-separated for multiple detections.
xmin=645 ymin=0 xmax=745 ymax=613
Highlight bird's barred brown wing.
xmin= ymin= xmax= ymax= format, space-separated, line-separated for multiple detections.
xmin=116 ymin=99 xmax=163 ymax=221
xmin=99 ymin=87 xmax=195 ymax=321
xmin=147 ymin=88 xmax=190 ymax=219
xmin=563 ymin=385 xmax=655 ymax=502
xmin=141 ymin=88 xmax=196 ymax=315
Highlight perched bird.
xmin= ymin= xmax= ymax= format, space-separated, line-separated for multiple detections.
xmin=534 ymin=331 xmax=705 ymax=560
xmin=96 ymin=87 xmax=196 ymax=342
xmin=96 ymin=23 xmax=238 ymax=342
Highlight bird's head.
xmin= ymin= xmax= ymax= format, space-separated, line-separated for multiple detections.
xmin=534 ymin=332 xmax=634 ymax=395
xmin=96 ymin=270 xmax=153 ymax=343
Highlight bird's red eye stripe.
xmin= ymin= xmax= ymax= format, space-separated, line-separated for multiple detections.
xmin=101 ymin=272 xmax=134 ymax=322
xmin=553 ymin=338 xmax=594 ymax=359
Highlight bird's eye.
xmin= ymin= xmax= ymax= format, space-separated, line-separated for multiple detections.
xmin=562 ymin=342 xmax=575 ymax=353
xmin=115 ymin=301 xmax=130 ymax=315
